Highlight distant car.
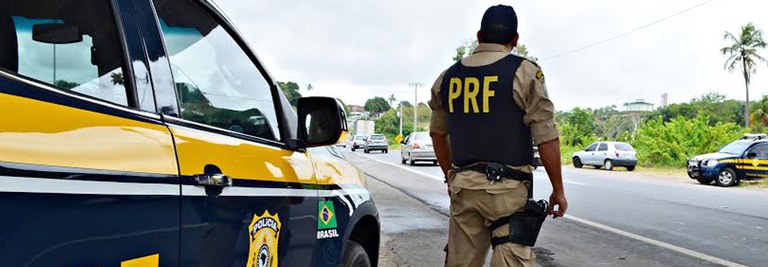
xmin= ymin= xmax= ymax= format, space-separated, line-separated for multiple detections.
xmin=364 ymin=134 xmax=389 ymax=153
xmin=572 ymin=142 xmax=638 ymax=171
xmin=351 ymin=135 xmax=367 ymax=151
xmin=400 ymin=132 xmax=437 ymax=165
xmin=687 ymin=138 xmax=768 ymax=187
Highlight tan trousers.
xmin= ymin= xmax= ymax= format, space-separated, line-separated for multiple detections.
xmin=446 ymin=184 xmax=535 ymax=267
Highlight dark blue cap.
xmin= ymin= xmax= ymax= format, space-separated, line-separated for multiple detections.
xmin=480 ymin=5 xmax=518 ymax=44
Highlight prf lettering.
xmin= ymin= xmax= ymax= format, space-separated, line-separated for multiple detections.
xmin=448 ymin=76 xmax=498 ymax=113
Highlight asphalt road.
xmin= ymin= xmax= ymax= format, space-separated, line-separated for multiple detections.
xmin=342 ymin=148 xmax=768 ymax=267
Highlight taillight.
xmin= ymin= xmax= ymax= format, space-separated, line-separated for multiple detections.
xmin=413 ymin=143 xmax=421 ymax=149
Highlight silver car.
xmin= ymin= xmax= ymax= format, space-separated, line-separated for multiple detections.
xmin=572 ymin=141 xmax=638 ymax=171
xmin=400 ymin=132 xmax=437 ymax=165
xmin=350 ymin=135 xmax=367 ymax=151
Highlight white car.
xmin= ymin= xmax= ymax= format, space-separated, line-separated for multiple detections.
xmin=572 ymin=142 xmax=638 ymax=171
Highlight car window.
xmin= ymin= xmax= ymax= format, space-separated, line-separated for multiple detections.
xmin=1 ymin=0 xmax=129 ymax=106
xmin=355 ymin=136 xmax=366 ymax=141
xmin=597 ymin=143 xmax=608 ymax=151
xmin=370 ymin=135 xmax=385 ymax=140
xmin=153 ymin=0 xmax=280 ymax=141
xmin=614 ymin=143 xmax=635 ymax=151
xmin=413 ymin=132 xmax=430 ymax=140
xmin=749 ymin=145 xmax=768 ymax=159
xmin=585 ymin=143 xmax=598 ymax=152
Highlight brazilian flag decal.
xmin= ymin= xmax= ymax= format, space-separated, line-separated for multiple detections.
xmin=318 ymin=201 xmax=337 ymax=230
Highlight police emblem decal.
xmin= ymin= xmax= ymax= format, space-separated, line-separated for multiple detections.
xmin=246 ymin=211 xmax=281 ymax=267
xmin=317 ymin=200 xmax=340 ymax=239
xmin=753 ymin=158 xmax=760 ymax=167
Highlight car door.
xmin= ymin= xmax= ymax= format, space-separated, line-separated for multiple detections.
xmin=744 ymin=144 xmax=768 ymax=179
xmin=0 ymin=0 xmax=180 ymax=266
xmin=147 ymin=0 xmax=319 ymax=266
xmin=582 ymin=143 xmax=599 ymax=165
xmin=402 ymin=134 xmax=411 ymax=159
xmin=596 ymin=143 xmax=609 ymax=165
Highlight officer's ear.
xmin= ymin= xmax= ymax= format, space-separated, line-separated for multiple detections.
xmin=476 ymin=30 xmax=484 ymax=43
xmin=510 ymin=33 xmax=520 ymax=48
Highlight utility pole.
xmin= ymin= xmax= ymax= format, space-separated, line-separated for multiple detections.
xmin=409 ymin=83 xmax=422 ymax=133
xmin=398 ymin=101 xmax=403 ymax=136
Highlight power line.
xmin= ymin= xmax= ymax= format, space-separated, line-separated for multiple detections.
xmin=540 ymin=0 xmax=719 ymax=61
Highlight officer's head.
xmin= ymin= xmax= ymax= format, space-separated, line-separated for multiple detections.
xmin=477 ymin=5 xmax=519 ymax=47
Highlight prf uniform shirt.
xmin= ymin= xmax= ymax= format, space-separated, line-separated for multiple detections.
xmin=429 ymin=43 xmax=560 ymax=190
xmin=429 ymin=43 xmax=561 ymax=267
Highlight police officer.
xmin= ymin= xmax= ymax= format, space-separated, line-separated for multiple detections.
xmin=429 ymin=5 xmax=568 ymax=267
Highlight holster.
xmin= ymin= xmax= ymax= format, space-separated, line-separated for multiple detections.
xmin=491 ymin=199 xmax=549 ymax=248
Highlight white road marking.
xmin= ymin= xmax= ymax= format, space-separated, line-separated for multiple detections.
xmin=355 ymin=152 xmax=746 ymax=267
xmin=356 ymin=153 xmax=444 ymax=182
xmin=565 ymin=215 xmax=747 ymax=267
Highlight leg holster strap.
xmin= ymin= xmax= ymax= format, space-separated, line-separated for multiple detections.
xmin=490 ymin=199 xmax=550 ymax=248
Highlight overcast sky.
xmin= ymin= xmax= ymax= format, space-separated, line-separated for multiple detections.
xmin=216 ymin=0 xmax=768 ymax=111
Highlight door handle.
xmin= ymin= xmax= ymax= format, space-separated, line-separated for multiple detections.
xmin=194 ymin=173 xmax=233 ymax=187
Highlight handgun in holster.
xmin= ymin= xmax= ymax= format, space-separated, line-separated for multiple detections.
xmin=488 ymin=166 xmax=549 ymax=248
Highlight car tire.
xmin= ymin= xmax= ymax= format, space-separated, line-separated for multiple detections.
xmin=401 ymin=156 xmax=407 ymax=164
xmin=626 ymin=165 xmax=635 ymax=171
xmin=409 ymin=156 xmax=415 ymax=166
xmin=341 ymin=240 xmax=371 ymax=267
xmin=384 ymin=149 xmax=388 ymax=154
xmin=351 ymin=147 xmax=356 ymax=152
xmin=604 ymin=159 xmax=614 ymax=171
xmin=573 ymin=157 xmax=583 ymax=168
xmin=696 ymin=178 xmax=712 ymax=185
xmin=715 ymin=168 xmax=738 ymax=187
xmin=364 ymin=149 xmax=369 ymax=154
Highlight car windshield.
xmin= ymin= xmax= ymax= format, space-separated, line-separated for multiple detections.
xmin=370 ymin=135 xmax=385 ymax=140
xmin=614 ymin=143 xmax=635 ymax=151
xmin=355 ymin=136 xmax=366 ymax=140
xmin=719 ymin=141 xmax=751 ymax=155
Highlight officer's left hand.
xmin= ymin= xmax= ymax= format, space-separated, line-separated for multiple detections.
xmin=549 ymin=192 xmax=568 ymax=218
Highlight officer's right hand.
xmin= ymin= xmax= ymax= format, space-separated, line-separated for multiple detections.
xmin=549 ymin=192 xmax=568 ymax=218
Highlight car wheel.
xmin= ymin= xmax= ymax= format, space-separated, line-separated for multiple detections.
xmin=696 ymin=178 xmax=712 ymax=185
xmin=341 ymin=240 xmax=371 ymax=267
xmin=351 ymin=147 xmax=356 ymax=152
xmin=384 ymin=149 xmax=388 ymax=154
xmin=401 ymin=155 xmax=407 ymax=164
xmin=409 ymin=156 xmax=415 ymax=166
xmin=573 ymin=157 xmax=583 ymax=168
xmin=604 ymin=159 xmax=614 ymax=171
xmin=715 ymin=168 xmax=737 ymax=187
xmin=626 ymin=165 xmax=635 ymax=171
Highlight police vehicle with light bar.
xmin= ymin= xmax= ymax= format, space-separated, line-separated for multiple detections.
xmin=0 ymin=0 xmax=379 ymax=266
xmin=687 ymin=135 xmax=768 ymax=187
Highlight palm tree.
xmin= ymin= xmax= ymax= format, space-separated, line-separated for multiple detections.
xmin=721 ymin=22 xmax=767 ymax=128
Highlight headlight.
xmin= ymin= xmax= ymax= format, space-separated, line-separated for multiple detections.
xmin=705 ymin=160 xmax=719 ymax=167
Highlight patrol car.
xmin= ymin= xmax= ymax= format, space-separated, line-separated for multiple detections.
xmin=687 ymin=137 xmax=768 ymax=187
xmin=0 ymin=0 xmax=379 ymax=266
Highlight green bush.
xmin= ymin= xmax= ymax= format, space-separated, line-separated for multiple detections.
xmin=632 ymin=116 xmax=747 ymax=167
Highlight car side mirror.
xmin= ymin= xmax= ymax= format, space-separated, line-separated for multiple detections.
xmin=747 ymin=152 xmax=757 ymax=159
xmin=293 ymin=97 xmax=347 ymax=150
xmin=33 ymin=24 xmax=82 ymax=44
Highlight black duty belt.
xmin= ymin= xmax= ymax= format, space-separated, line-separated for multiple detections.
xmin=452 ymin=162 xmax=533 ymax=183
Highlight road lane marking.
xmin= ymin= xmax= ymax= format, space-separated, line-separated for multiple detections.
xmin=565 ymin=215 xmax=747 ymax=267
xmin=355 ymin=153 xmax=444 ymax=182
xmin=353 ymin=152 xmax=746 ymax=267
